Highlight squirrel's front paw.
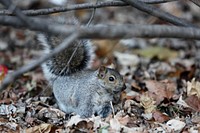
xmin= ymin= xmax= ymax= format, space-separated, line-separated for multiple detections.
xmin=97 ymin=104 xmax=112 ymax=118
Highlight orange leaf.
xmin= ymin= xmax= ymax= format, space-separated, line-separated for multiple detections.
xmin=0 ymin=65 xmax=8 ymax=81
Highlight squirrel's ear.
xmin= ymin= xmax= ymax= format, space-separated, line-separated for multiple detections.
xmin=97 ymin=66 xmax=107 ymax=78
xmin=107 ymin=63 xmax=116 ymax=69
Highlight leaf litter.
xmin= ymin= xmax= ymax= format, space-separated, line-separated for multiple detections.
xmin=1 ymin=0 xmax=200 ymax=132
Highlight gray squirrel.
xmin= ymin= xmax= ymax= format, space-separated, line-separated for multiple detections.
xmin=38 ymin=11 xmax=126 ymax=118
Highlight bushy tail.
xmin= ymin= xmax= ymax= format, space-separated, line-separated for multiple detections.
xmin=38 ymin=33 xmax=93 ymax=81
xmin=38 ymin=5 xmax=93 ymax=80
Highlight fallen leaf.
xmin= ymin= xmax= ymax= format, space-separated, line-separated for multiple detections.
xmin=114 ymin=52 xmax=140 ymax=67
xmin=122 ymin=87 xmax=140 ymax=100
xmin=140 ymin=92 xmax=156 ymax=113
xmin=26 ymin=123 xmax=52 ymax=133
xmin=0 ymin=104 xmax=17 ymax=115
xmin=110 ymin=117 xmax=121 ymax=132
xmin=176 ymin=95 xmax=190 ymax=108
xmin=76 ymin=120 xmax=91 ymax=131
xmin=90 ymin=116 xmax=109 ymax=131
xmin=191 ymin=113 xmax=200 ymax=123
xmin=166 ymin=119 xmax=186 ymax=131
xmin=124 ymin=99 xmax=141 ymax=111
xmin=0 ymin=65 xmax=8 ymax=83
xmin=114 ymin=112 xmax=130 ymax=126
xmin=185 ymin=95 xmax=200 ymax=112
xmin=152 ymin=110 xmax=170 ymax=123
xmin=188 ymin=126 xmax=200 ymax=133
xmin=66 ymin=115 xmax=86 ymax=127
xmin=37 ymin=107 xmax=65 ymax=124
xmin=145 ymin=79 xmax=176 ymax=104
xmin=0 ymin=121 xmax=19 ymax=132
xmin=134 ymin=46 xmax=178 ymax=60
xmin=141 ymin=113 xmax=153 ymax=120
xmin=117 ymin=115 xmax=130 ymax=126
xmin=187 ymin=78 xmax=200 ymax=98
xmin=93 ymin=40 xmax=118 ymax=58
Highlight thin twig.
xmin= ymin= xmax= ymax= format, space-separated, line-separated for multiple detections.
xmin=0 ymin=15 xmax=73 ymax=36
xmin=0 ymin=0 xmax=32 ymax=27
xmin=110 ymin=101 xmax=115 ymax=117
xmin=86 ymin=0 xmax=98 ymax=26
xmin=121 ymin=0 xmax=198 ymax=28
xmin=0 ymin=33 xmax=79 ymax=91
xmin=1 ymin=0 xmax=196 ymax=29
xmin=140 ymin=0 xmax=176 ymax=3
xmin=0 ymin=16 xmax=200 ymax=39
xmin=0 ymin=0 xmax=177 ymax=16
xmin=190 ymin=0 xmax=200 ymax=7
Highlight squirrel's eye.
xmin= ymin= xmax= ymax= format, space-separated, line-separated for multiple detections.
xmin=100 ymin=74 xmax=104 ymax=78
xmin=109 ymin=76 xmax=115 ymax=82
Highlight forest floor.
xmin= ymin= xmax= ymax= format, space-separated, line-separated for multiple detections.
xmin=0 ymin=0 xmax=200 ymax=132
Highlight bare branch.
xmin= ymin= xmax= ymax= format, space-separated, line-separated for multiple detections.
xmin=140 ymin=0 xmax=176 ymax=3
xmin=190 ymin=0 xmax=200 ymax=7
xmin=0 ymin=16 xmax=69 ymax=36
xmin=1 ymin=0 xmax=195 ymax=30
xmin=0 ymin=33 xmax=79 ymax=91
xmin=0 ymin=0 xmax=177 ymax=16
xmin=0 ymin=16 xmax=200 ymax=40
xmin=78 ymin=24 xmax=200 ymax=39
xmin=121 ymin=0 xmax=198 ymax=28
xmin=0 ymin=0 xmax=32 ymax=26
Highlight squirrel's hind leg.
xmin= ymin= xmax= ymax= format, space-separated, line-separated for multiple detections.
xmin=96 ymin=103 xmax=112 ymax=118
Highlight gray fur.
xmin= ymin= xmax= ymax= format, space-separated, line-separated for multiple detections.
xmin=38 ymin=13 xmax=125 ymax=118
xmin=52 ymin=70 xmax=113 ymax=118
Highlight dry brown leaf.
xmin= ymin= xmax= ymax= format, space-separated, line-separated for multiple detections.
xmin=93 ymin=40 xmax=118 ymax=58
xmin=121 ymin=91 xmax=128 ymax=101
xmin=38 ymin=107 xmax=66 ymax=118
xmin=73 ymin=0 xmax=91 ymax=21
xmin=131 ymin=82 xmax=142 ymax=91
xmin=117 ymin=115 xmax=130 ymax=126
xmin=191 ymin=113 xmax=200 ymax=123
xmin=185 ymin=95 xmax=200 ymax=112
xmin=152 ymin=110 xmax=170 ymax=123
xmin=122 ymin=88 xmax=140 ymax=100
xmin=37 ymin=107 xmax=65 ymax=124
xmin=145 ymin=80 xmax=176 ymax=104
xmin=187 ymin=78 xmax=200 ymax=98
xmin=114 ymin=112 xmax=130 ymax=126
xmin=0 ymin=118 xmax=19 ymax=132
xmin=124 ymin=99 xmax=141 ymax=111
xmin=26 ymin=123 xmax=52 ymax=133
xmin=76 ymin=120 xmax=93 ymax=132
xmin=114 ymin=114 xmax=148 ymax=133
xmin=140 ymin=92 xmax=156 ymax=113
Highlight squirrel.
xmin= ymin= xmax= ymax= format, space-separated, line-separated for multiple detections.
xmin=38 ymin=11 xmax=126 ymax=118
